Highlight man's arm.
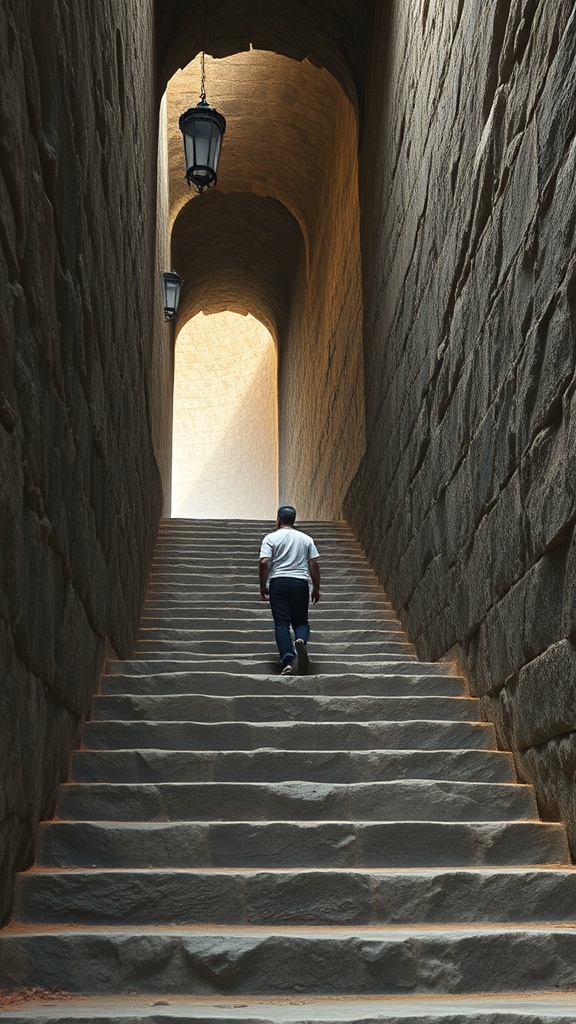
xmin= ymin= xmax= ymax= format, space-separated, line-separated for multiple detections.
xmin=308 ymin=557 xmax=321 ymax=604
xmin=259 ymin=557 xmax=270 ymax=600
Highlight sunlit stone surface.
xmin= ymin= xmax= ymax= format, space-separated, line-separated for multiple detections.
xmin=172 ymin=312 xmax=278 ymax=518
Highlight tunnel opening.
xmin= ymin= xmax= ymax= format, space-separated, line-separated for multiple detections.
xmin=171 ymin=310 xmax=278 ymax=518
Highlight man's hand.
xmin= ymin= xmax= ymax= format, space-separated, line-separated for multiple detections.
xmin=259 ymin=557 xmax=270 ymax=601
xmin=311 ymin=587 xmax=320 ymax=605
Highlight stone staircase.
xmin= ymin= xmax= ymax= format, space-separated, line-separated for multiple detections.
xmin=2 ymin=518 xmax=576 ymax=1022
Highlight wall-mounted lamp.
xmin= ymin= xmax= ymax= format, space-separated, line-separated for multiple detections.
xmin=179 ymin=52 xmax=226 ymax=193
xmin=163 ymin=271 xmax=183 ymax=320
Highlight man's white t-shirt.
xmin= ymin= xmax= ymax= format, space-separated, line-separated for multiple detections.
xmin=260 ymin=527 xmax=319 ymax=581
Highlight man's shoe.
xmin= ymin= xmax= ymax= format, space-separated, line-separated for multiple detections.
xmin=295 ymin=639 xmax=309 ymax=674
xmin=281 ymin=658 xmax=295 ymax=675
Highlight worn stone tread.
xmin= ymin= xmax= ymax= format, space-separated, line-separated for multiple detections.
xmin=3 ymin=993 xmax=576 ymax=1022
xmin=55 ymin=779 xmax=536 ymax=823
xmin=15 ymin=867 xmax=576 ymax=926
xmin=36 ymin=820 xmax=569 ymax=868
xmin=70 ymin=748 xmax=514 ymax=784
xmin=90 ymin=694 xmax=480 ymax=724
xmin=3 ymin=927 xmax=576 ymax=995
xmin=79 ymin=719 xmax=498 ymax=751
xmin=98 ymin=671 xmax=466 ymax=697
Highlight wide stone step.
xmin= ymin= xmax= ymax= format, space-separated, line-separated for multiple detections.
xmin=36 ymin=819 xmax=570 ymax=869
xmin=15 ymin=867 xmax=576 ymax=927
xmin=147 ymin=558 xmax=372 ymax=572
xmin=145 ymin=581 xmax=388 ymax=595
xmin=137 ymin=628 xmax=408 ymax=643
xmin=108 ymin=657 xmax=421 ymax=676
xmin=55 ymin=780 xmax=536 ymax=823
xmin=132 ymin=640 xmax=415 ymax=658
xmin=146 ymin=580 xmax=383 ymax=594
xmin=3 ymin=925 xmax=576 ymax=996
xmin=99 ymin=670 xmax=466 ymax=697
xmin=70 ymin=748 xmax=515 ymax=784
xmin=106 ymin=660 xmax=452 ymax=679
xmin=153 ymin=539 xmax=361 ymax=551
xmin=140 ymin=612 xmax=402 ymax=628
xmin=150 ymin=557 xmax=376 ymax=570
xmin=90 ymin=694 xmax=479 ymax=724
xmin=142 ymin=596 xmax=393 ymax=611
xmin=158 ymin=538 xmax=357 ymax=545
xmin=3 ymin=994 xmax=576 ymax=1023
xmin=80 ymin=718 xmax=497 ymax=751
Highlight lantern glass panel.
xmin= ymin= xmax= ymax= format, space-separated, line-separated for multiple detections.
xmin=163 ymin=272 xmax=182 ymax=319
xmin=180 ymin=103 xmax=226 ymax=190
xmin=193 ymin=118 xmax=211 ymax=168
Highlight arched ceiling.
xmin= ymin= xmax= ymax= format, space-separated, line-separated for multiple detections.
xmin=171 ymin=191 xmax=303 ymax=341
xmin=166 ymin=49 xmax=357 ymax=253
xmin=155 ymin=0 xmax=376 ymax=113
xmin=161 ymin=4 xmax=370 ymax=347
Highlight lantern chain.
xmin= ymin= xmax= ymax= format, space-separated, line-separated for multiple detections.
xmin=200 ymin=51 xmax=206 ymax=103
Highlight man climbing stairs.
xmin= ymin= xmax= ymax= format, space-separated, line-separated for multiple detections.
xmin=2 ymin=519 xmax=576 ymax=1022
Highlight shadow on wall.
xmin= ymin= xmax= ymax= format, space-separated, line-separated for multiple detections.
xmin=171 ymin=311 xmax=278 ymax=518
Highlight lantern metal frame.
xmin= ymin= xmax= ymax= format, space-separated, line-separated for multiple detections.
xmin=179 ymin=52 xmax=226 ymax=194
xmin=162 ymin=271 xmax=183 ymax=321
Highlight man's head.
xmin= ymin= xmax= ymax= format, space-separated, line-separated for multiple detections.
xmin=277 ymin=505 xmax=296 ymax=526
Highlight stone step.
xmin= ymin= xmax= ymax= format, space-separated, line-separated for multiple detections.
xmin=151 ymin=556 xmax=371 ymax=569
xmin=80 ymin=718 xmax=497 ymax=751
xmin=145 ymin=580 xmax=383 ymax=594
xmin=132 ymin=641 xmax=415 ymax=658
xmin=145 ymin=577 xmax=387 ymax=591
xmin=135 ymin=622 xmax=403 ymax=638
xmin=156 ymin=536 xmax=359 ymax=544
xmin=15 ymin=867 xmax=576 ymax=927
xmin=36 ymin=819 xmax=570 ymax=869
xmin=142 ymin=597 xmax=393 ymax=610
xmin=155 ymin=529 xmax=358 ymax=540
xmin=107 ymin=658 xmax=422 ymax=676
xmin=3 ymin=925 xmax=576 ymax=996
xmin=98 ymin=670 xmax=466 ymax=697
xmin=150 ymin=557 xmax=375 ymax=569
xmin=140 ymin=612 xmax=402 ymax=627
xmin=90 ymin=694 xmax=479 ymax=724
xmin=106 ymin=660 xmax=451 ymax=679
xmin=55 ymin=780 xmax=536 ymax=823
xmin=159 ymin=518 xmax=354 ymax=529
xmin=70 ymin=748 xmax=515 ymax=784
xmin=3 ymin=994 xmax=576 ymax=1023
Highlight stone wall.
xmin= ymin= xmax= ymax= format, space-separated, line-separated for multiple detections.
xmin=278 ymin=81 xmax=365 ymax=521
xmin=345 ymin=0 xmax=576 ymax=852
xmin=0 ymin=0 xmax=163 ymax=922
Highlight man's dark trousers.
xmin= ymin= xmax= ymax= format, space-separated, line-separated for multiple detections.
xmin=268 ymin=577 xmax=310 ymax=665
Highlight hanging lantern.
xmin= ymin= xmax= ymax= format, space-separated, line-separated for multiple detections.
xmin=162 ymin=271 xmax=183 ymax=320
xmin=179 ymin=53 xmax=226 ymax=193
